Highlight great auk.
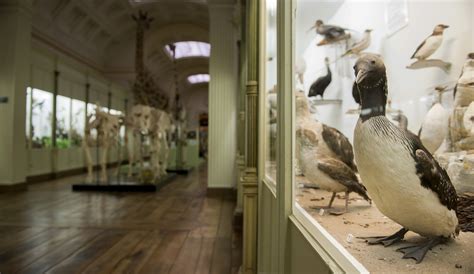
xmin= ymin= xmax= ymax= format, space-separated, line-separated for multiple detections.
xmin=411 ymin=24 xmax=449 ymax=60
xmin=353 ymin=53 xmax=458 ymax=263
xmin=308 ymin=57 xmax=332 ymax=99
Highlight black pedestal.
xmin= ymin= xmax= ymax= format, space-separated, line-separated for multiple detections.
xmin=72 ymin=173 xmax=177 ymax=192
xmin=166 ymin=166 xmax=193 ymax=175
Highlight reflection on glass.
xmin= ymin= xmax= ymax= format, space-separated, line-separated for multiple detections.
xmin=71 ymin=98 xmax=85 ymax=147
xmin=31 ymin=88 xmax=53 ymax=148
xmin=265 ymin=0 xmax=278 ymax=183
xmin=293 ymin=0 xmax=474 ymax=270
xmin=56 ymin=95 xmax=71 ymax=149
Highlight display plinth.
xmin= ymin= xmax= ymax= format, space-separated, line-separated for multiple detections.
xmin=406 ymin=59 xmax=451 ymax=73
xmin=72 ymin=173 xmax=177 ymax=192
xmin=166 ymin=165 xmax=193 ymax=175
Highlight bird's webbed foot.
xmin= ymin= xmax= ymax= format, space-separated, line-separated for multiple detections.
xmin=358 ymin=228 xmax=408 ymax=246
xmin=396 ymin=236 xmax=447 ymax=263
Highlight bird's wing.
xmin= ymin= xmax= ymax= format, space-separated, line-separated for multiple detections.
xmin=317 ymin=158 xmax=369 ymax=200
xmin=321 ymin=124 xmax=357 ymax=172
xmin=411 ymin=143 xmax=458 ymax=211
xmin=411 ymin=36 xmax=429 ymax=59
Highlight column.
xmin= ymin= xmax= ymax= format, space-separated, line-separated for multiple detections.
xmin=242 ymin=0 xmax=259 ymax=273
xmin=0 ymin=0 xmax=32 ymax=188
xmin=207 ymin=3 xmax=238 ymax=189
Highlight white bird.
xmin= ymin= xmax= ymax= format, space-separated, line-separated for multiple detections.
xmin=418 ymin=103 xmax=449 ymax=154
xmin=454 ymin=53 xmax=474 ymax=107
xmin=342 ymin=29 xmax=372 ymax=57
xmin=411 ymin=24 xmax=449 ymax=60
xmin=353 ymin=54 xmax=458 ymax=263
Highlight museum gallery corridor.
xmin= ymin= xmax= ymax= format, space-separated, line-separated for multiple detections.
xmin=0 ymin=165 xmax=241 ymax=274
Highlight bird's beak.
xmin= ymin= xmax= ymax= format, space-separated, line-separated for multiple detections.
xmin=307 ymin=25 xmax=316 ymax=33
xmin=442 ymin=25 xmax=449 ymax=28
xmin=356 ymin=68 xmax=369 ymax=84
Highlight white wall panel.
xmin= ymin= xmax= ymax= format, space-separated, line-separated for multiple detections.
xmin=208 ymin=4 xmax=238 ymax=188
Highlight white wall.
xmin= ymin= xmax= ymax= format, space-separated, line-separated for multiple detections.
xmin=297 ymin=0 xmax=474 ymax=140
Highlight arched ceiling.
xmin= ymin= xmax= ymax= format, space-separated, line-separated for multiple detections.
xmin=31 ymin=0 xmax=214 ymax=99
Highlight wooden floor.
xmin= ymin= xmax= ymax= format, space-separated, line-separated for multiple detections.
xmin=0 ymin=164 xmax=241 ymax=274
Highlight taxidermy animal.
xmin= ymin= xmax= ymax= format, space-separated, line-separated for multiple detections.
xmin=392 ymin=112 xmax=409 ymax=131
xmin=418 ymin=103 xmax=449 ymax=154
xmin=342 ymin=29 xmax=372 ymax=57
xmin=411 ymin=24 xmax=449 ymax=60
xmin=296 ymin=128 xmax=370 ymax=213
xmin=309 ymin=19 xmax=346 ymax=40
xmin=308 ymin=57 xmax=332 ymax=99
xmin=453 ymin=53 xmax=474 ymax=107
xmin=296 ymin=92 xmax=358 ymax=172
xmin=353 ymin=53 xmax=458 ymax=263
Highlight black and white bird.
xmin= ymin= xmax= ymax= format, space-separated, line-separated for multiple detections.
xmin=353 ymin=54 xmax=458 ymax=263
xmin=309 ymin=19 xmax=347 ymax=40
xmin=308 ymin=57 xmax=332 ymax=99
xmin=296 ymin=128 xmax=370 ymax=213
xmin=411 ymin=24 xmax=449 ymax=60
xmin=342 ymin=29 xmax=372 ymax=57
xmin=453 ymin=52 xmax=474 ymax=107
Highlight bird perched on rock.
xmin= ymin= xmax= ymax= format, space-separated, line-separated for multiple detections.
xmin=309 ymin=19 xmax=347 ymax=40
xmin=353 ymin=53 xmax=458 ymax=263
xmin=453 ymin=52 xmax=474 ymax=107
xmin=296 ymin=128 xmax=370 ymax=213
xmin=411 ymin=24 xmax=449 ymax=60
xmin=342 ymin=29 xmax=372 ymax=57
xmin=308 ymin=57 xmax=332 ymax=99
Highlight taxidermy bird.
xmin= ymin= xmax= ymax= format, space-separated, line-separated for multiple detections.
xmin=353 ymin=53 xmax=458 ymax=263
xmin=309 ymin=19 xmax=347 ymax=40
xmin=418 ymin=102 xmax=449 ymax=154
xmin=296 ymin=92 xmax=358 ymax=172
xmin=308 ymin=57 xmax=332 ymax=99
xmin=342 ymin=29 xmax=372 ymax=57
xmin=296 ymin=128 xmax=370 ymax=213
xmin=410 ymin=24 xmax=449 ymax=60
xmin=453 ymin=52 xmax=474 ymax=107
xmin=392 ymin=112 xmax=409 ymax=131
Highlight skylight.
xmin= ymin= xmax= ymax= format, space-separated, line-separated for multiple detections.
xmin=187 ymin=74 xmax=210 ymax=84
xmin=165 ymin=41 xmax=210 ymax=59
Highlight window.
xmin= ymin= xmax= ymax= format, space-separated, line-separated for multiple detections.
xmin=71 ymin=98 xmax=86 ymax=147
xmin=165 ymin=41 xmax=210 ymax=59
xmin=264 ymin=0 xmax=278 ymax=184
xmin=56 ymin=95 xmax=71 ymax=149
xmin=187 ymin=74 xmax=210 ymax=84
xmin=292 ymin=0 xmax=474 ymax=271
xmin=30 ymin=88 xmax=53 ymax=148
xmin=25 ymin=87 xmax=32 ymax=147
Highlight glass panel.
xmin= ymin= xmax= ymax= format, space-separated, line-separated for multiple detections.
xmin=293 ymin=0 xmax=473 ymax=271
xmin=265 ymin=0 xmax=278 ymax=183
xmin=31 ymin=88 xmax=53 ymax=148
xmin=56 ymin=95 xmax=71 ymax=149
xmin=25 ymin=87 xmax=31 ymax=147
xmin=71 ymin=98 xmax=85 ymax=147
xmin=164 ymin=41 xmax=211 ymax=59
xmin=187 ymin=74 xmax=210 ymax=84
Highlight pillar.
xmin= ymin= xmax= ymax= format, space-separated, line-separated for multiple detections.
xmin=241 ymin=0 xmax=259 ymax=273
xmin=208 ymin=3 xmax=238 ymax=189
xmin=0 ymin=0 xmax=32 ymax=188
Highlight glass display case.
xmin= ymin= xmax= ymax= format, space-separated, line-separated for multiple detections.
xmin=290 ymin=0 xmax=474 ymax=272
xmin=56 ymin=95 xmax=71 ymax=149
xmin=30 ymin=88 xmax=53 ymax=148
xmin=263 ymin=0 xmax=278 ymax=184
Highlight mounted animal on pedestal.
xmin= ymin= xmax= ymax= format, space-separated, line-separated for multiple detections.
xmin=83 ymin=105 xmax=123 ymax=183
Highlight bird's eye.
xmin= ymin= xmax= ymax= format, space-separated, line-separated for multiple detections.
xmin=371 ymin=60 xmax=376 ymax=64
xmin=353 ymin=65 xmax=357 ymax=70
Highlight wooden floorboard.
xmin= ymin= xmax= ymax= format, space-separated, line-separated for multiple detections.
xmin=0 ymin=163 xmax=241 ymax=274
